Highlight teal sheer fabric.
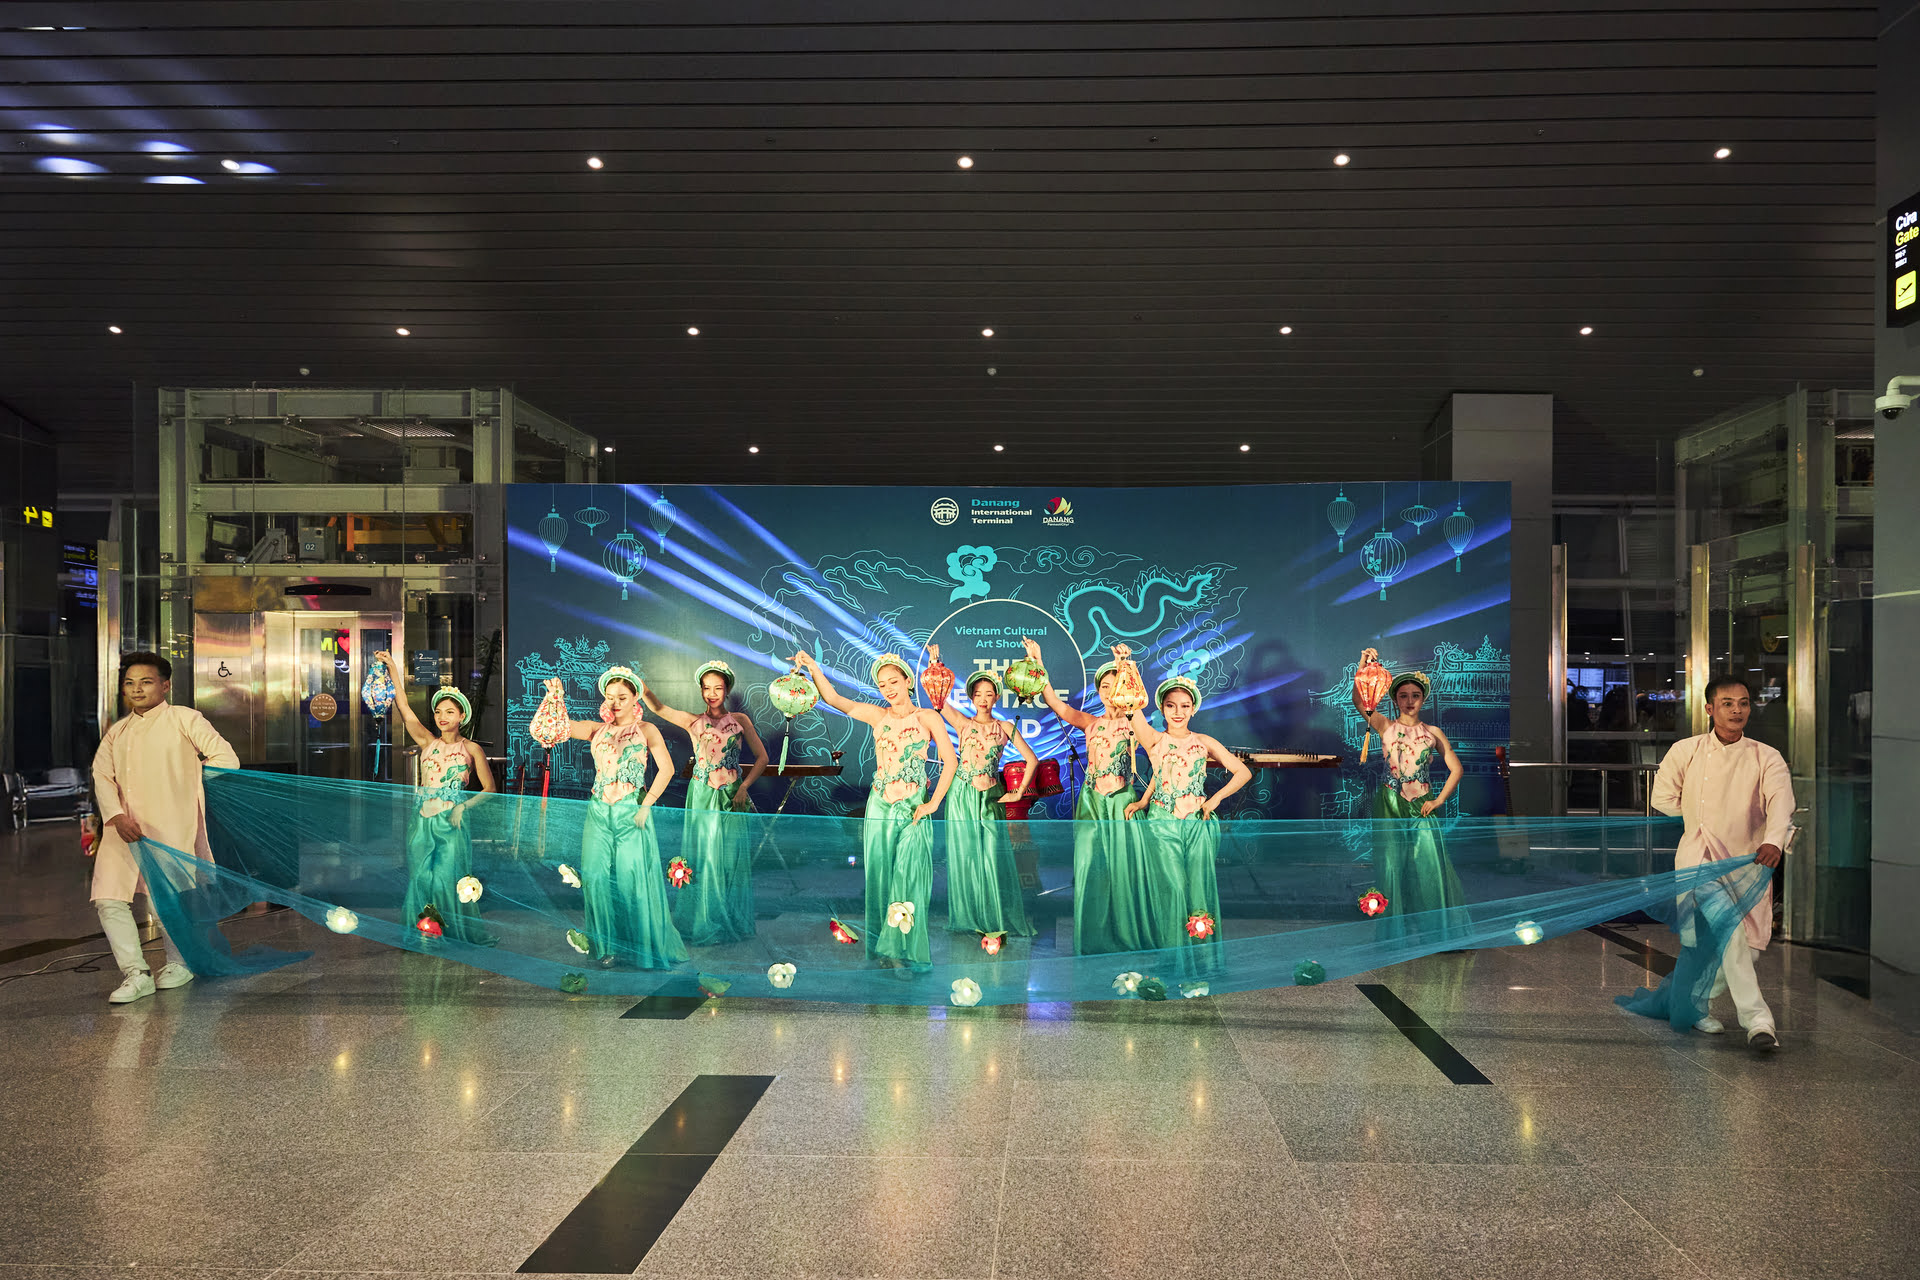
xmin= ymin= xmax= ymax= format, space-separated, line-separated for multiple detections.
xmin=1614 ymin=857 xmax=1773 ymax=1029
xmin=126 ymin=768 xmax=1765 ymax=1006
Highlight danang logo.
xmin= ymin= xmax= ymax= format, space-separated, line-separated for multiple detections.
xmin=931 ymin=497 xmax=960 ymax=526
xmin=1043 ymin=496 xmax=1075 ymax=526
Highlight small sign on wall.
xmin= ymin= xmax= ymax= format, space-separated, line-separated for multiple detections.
xmin=1891 ymin=190 xmax=1920 ymax=327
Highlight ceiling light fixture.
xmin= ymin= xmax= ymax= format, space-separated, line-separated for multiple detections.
xmin=587 ymin=156 xmax=603 ymax=169
xmin=687 ymin=326 xmax=699 ymax=336
xmin=108 ymin=325 xmax=121 ymax=334
xmin=1714 ymin=147 xmax=1732 ymax=160
xmin=956 ymin=155 xmax=973 ymax=168
xmin=1239 ymin=444 xmax=1250 ymax=452
xmin=1278 ymin=325 xmax=1293 ymax=335
xmin=1579 ymin=326 xmax=1593 ymax=336
xmin=1333 ymin=153 xmax=1351 ymax=166
xmin=395 ymin=327 xmax=410 ymax=336
xmin=1693 ymin=367 xmax=1705 ymax=377
xmin=221 ymin=158 xmax=241 ymax=171
xmin=143 ymin=175 xmax=203 ymax=185
xmin=603 ymin=445 xmax=615 ymax=453
xmin=981 ymin=327 xmax=994 ymax=337
xmin=748 ymin=445 xmax=760 ymax=454
xmin=993 ymin=444 xmax=1004 ymax=452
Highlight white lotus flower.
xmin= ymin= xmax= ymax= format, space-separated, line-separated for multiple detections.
xmin=566 ymin=929 xmax=591 ymax=954
xmin=456 ymin=875 xmax=484 ymax=904
xmin=324 ymin=906 xmax=359 ymax=934
xmin=886 ymin=900 xmax=916 ymax=934
xmin=1180 ymin=981 xmax=1210 ymax=999
xmin=1111 ymin=971 xmax=1143 ymax=995
xmin=558 ymin=863 xmax=581 ymax=888
xmin=950 ymin=977 xmax=983 ymax=1007
xmin=767 ymin=962 xmax=797 ymax=989
xmin=1514 ymin=920 xmax=1544 ymax=946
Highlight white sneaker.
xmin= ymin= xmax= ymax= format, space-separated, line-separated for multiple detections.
xmin=1747 ymin=1023 xmax=1780 ymax=1051
xmin=1692 ymin=1016 xmax=1725 ymax=1035
xmin=153 ymin=962 xmax=195 ymax=990
xmin=109 ymin=970 xmax=156 ymax=1004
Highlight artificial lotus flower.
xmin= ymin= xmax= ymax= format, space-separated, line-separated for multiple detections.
xmin=828 ymin=917 xmax=860 ymax=944
xmin=1137 ymin=977 xmax=1167 ymax=1001
xmin=767 ymin=962 xmax=797 ymax=989
xmin=559 ymin=972 xmax=587 ymax=994
xmin=565 ymin=928 xmax=591 ymax=954
xmin=979 ymin=931 xmax=1006 ymax=955
xmin=1180 ymin=980 xmax=1211 ymax=999
xmin=1292 ymin=959 xmax=1327 ymax=986
xmin=415 ymin=904 xmax=445 ymax=939
xmin=1357 ymin=889 xmax=1389 ymax=918
xmin=558 ymin=863 xmax=582 ymax=888
xmin=666 ymin=857 xmax=693 ymax=888
xmin=1185 ymin=911 xmax=1216 ymax=940
xmin=886 ymin=900 xmax=916 ymax=934
xmin=950 ymin=977 xmax=983 ymax=1007
xmin=456 ymin=875 xmax=484 ymax=904
xmin=1514 ymin=919 xmax=1544 ymax=945
xmin=324 ymin=905 xmax=359 ymax=934
xmin=1112 ymin=971 xmax=1143 ymax=996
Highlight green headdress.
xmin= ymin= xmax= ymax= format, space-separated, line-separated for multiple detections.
xmin=1092 ymin=660 xmax=1121 ymax=688
xmin=869 ymin=653 xmax=912 ymax=687
xmin=1390 ymin=670 xmax=1432 ymax=700
xmin=966 ymin=669 xmax=1004 ymax=700
xmin=1155 ymin=675 xmax=1203 ymax=712
xmin=597 ymin=665 xmax=642 ymax=696
xmin=693 ymin=659 xmax=737 ymax=692
xmin=430 ymin=687 xmax=473 ymax=727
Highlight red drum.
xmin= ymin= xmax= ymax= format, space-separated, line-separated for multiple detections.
xmin=1002 ymin=758 xmax=1064 ymax=798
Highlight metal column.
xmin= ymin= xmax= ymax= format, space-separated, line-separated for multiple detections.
xmin=1687 ymin=544 xmax=1710 ymax=737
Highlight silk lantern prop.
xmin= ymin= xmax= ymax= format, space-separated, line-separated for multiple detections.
xmin=920 ymin=644 xmax=956 ymax=708
xmin=1106 ymin=647 xmax=1149 ymax=715
xmin=1353 ymin=649 xmax=1392 ymax=763
xmin=768 ymin=668 xmax=820 ymax=773
xmin=1003 ymin=658 xmax=1048 ymax=705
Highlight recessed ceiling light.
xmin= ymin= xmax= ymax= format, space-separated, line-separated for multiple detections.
xmin=1579 ymin=326 xmax=1594 ymax=336
xmin=108 ymin=325 xmax=122 ymax=334
xmin=956 ymin=155 xmax=973 ymax=168
xmin=993 ymin=444 xmax=1004 ymax=452
xmin=1333 ymin=153 xmax=1351 ymax=166
xmin=748 ymin=445 xmax=760 ymax=454
xmin=1714 ymin=147 xmax=1732 ymax=160
xmin=1239 ymin=444 xmax=1250 ymax=452
xmin=144 ymin=175 xmax=204 ymax=185
xmin=603 ymin=445 xmax=615 ymax=453
xmin=981 ymin=327 xmax=994 ymax=337
xmin=1693 ymin=367 xmax=1705 ymax=377
xmin=395 ymin=327 xmax=410 ymax=336
xmin=587 ymin=156 xmax=603 ymax=169
xmin=686 ymin=326 xmax=699 ymax=336
xmin=1278 ymin=325 xmax=1293 ymax=335
xmin=221 ymin=159 xmax=241 ymax=171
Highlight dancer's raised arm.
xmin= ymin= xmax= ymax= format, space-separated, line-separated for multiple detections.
xmin=1020 ymin=635 xmax=1095 ymax=729
xmin=376 ymin=651 xmax=437 ymax=748
xmin=789 ymin=651 xmax=882 ymax=726
xmin=640 ymin=682 xmax=697 ymax=731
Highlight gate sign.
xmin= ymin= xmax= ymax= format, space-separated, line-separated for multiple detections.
xmin=1891 ymin=190 xmax=1920 ymax=328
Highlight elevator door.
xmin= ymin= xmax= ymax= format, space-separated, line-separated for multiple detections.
xmin=292 ymin=614 xmax=395 ymax=779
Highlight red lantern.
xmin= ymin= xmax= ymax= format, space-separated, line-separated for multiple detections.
xmin=666 ymin=857 xmax=693 ymax=888
xmin=1358 ymin=889 xmax=1389 ymax=918
xmin=1353 ymin=649 xmax=1392 ymax=763
xmin=920 ymin=645 xmax=956 ymax=707
xmin=828 ymin=917 xmax=860 ymax=944
xmin=1185 ymin=911 xmax=1216 ymax=940
xmin=980 ymin=931 xmax=1006 ymax=955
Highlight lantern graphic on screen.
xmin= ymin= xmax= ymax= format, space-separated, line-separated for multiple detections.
xmin=1327 ymin=487 xmax=1357 ymax=551
xmin=1442 ymin=487 xmax=1475 ymax=572
xmin=920 ymin=645 xmax=956 ymax=708
xmin=602 ymin=490 xmax=647 ymax=600
xmin=538 ymin=496 xmax=569 ymax=572
xmin=648 ymin=494 xmax=678 ymax=546
xmin=1397 ymin=483 xmax=1439 ymax=535
xmin=1353 ymin=648 xmax=1392 ymax=763
xmin=573 ymin=500 xmax=610 ymax=536
xmin=1361 ymin=485 xmax=1407 ymax=600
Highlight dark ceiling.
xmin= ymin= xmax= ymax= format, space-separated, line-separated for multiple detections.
xmin=0 ymin=2 xmax=1877 ymax=494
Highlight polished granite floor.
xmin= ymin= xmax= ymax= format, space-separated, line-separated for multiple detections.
xmin=4 ymin=821 xmax=1919 ymax=1280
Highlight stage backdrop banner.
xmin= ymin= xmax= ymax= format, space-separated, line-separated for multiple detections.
xmin=505 ymin=483 xmax=1511 ymax=827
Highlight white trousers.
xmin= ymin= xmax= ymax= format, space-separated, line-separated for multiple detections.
xmin=1709 ymin=931 xmax=1773 ymax=1030
xmin=94 ymin=897 xmax=183 ymax=976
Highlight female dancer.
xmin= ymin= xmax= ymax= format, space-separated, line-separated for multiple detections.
xmin=1020 ymin=636 xmax=1148 ymax=954
xmin=379 ymin=652 xmax=497 ymax=945
xmin=1124 ymin=661 xmax=1252 ymax=950
xmin=1352 ymin=661 xmax=1467 ymax=937
xmin=531 ymin=667 xmax=688 ymax=969
xmin=934 ymin=652 xmax=1037 ymax=939
xmin=789 ymin=649 xmax=956 ymax=970
xmin=642 ymin=660 xmax=769 ymax=945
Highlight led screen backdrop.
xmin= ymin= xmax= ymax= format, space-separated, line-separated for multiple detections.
xmin=505 ymin=483 xmax=1512 ymax=833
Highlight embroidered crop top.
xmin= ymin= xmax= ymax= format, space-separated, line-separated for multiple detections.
xmin=691 ymin=711 xmax=747 ymax=790
xmin=416 ymin=738 xmax=469 ymax=817
xmin=1148 ymin=735 xmax=1211 ymax=819
xmin=873 ymin=714 xmax=930 ymax=805
xmin=590 ymin=722 xmax=650 ymax=804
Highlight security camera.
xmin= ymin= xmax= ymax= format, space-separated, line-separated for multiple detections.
xmin=1877 ymin=375 xmax=1920 ymax=420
